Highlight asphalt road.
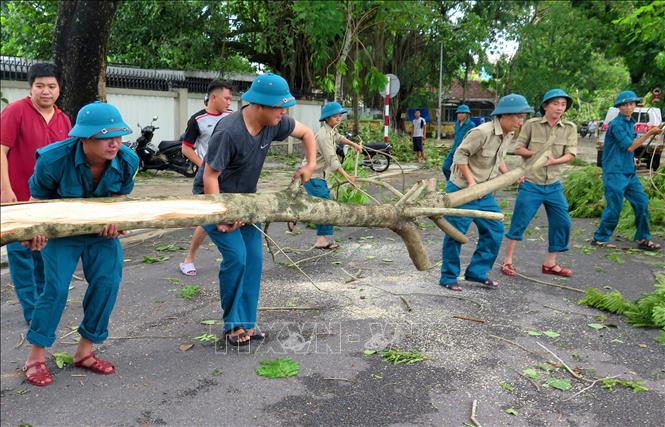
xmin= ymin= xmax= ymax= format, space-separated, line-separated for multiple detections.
xmin=1 ymin=143 xmax=664 ymax=426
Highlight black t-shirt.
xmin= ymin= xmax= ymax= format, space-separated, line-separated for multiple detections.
xmin=193 ymin=109 xmax=295 ymax=194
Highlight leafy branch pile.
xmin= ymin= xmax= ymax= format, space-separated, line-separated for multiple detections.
xmin=578 ymin=273 xmax=665 ymax=344
xmin=564 ymin=166 xmax=665 ymax=237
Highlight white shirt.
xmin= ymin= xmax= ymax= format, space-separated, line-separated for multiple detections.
xmin=412 ymin=117 xmax=426 ymax=137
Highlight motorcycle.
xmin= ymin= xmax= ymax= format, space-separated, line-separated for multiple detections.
xmin=124 ymin=116 xmax=198 ymax=178
xmin=336 ymin=133 xmax=392 ymax=172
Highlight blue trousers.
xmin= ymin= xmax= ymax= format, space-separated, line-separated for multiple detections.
xmin=203 ymin=223 xmax=262 ymax=332
xmin=27 ymin=235 xmax=123 ymax=348
xmin=441 ymin=153 xmax=454 ymax=181
xmin=304 ymin=178 xmax=334 ymax=236
xmin=7 ymin=242 xmax=45 ymax=322
xmin=439 ymin=182 xmax=504 ymax=286
xmin=505 ymin=181 xmax=571 ymax=253
xmin=593 ymin=173 xmax=651 ymax=242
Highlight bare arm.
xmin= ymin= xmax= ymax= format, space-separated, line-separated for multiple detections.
xmin=628 ymin=126 xmax=663 ymax=153
xmin=182 ymin=144 xmax=203 ymax=167
xmin=513 ymin=146 xmax=534 ymax=158
xmin=458 ymin=164 xmax=476 ymax=187
xmin=291 ymin=120 xmax=317 ymax=182
xmin=0 ymin=145 xmax=17 ymax=203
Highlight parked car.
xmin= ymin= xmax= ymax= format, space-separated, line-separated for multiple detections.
xmin=596 ymin=106 xmax=663 ymax=170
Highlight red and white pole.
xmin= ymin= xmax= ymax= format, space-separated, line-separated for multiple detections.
xmin=383 ymin=79 xmax=390 ymax=144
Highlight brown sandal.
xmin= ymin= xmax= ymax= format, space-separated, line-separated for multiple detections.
xmin=590 ymin=240 xmax=617 ymax=249
xmin=542 ymin=264 xmax=573 ymax=277
xmin=74 ymin=352 xmax=116 ymax=375
xmin=500 ymin=263 xmax=517 ymax=276
xmin=23 ymin=361 xmax=52 ymax=387
xmin=637 ymin=240 xmax=661 ymax=252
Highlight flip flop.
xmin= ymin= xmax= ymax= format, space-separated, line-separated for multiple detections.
xmin=590 ymin=240 xmax=617 ymax=249
xmin=315 ymin=242 xmax=340 ymax=250
xmin=466 ymin=276 xmax=499 ymax=289
xmin=247 ymin=328 xmax=268 ymax=342
xmin=287 ymin=221 xmax=297 ymax=232
xmin=442 ymin=284 xmax=463 ymax=292
xmin=179 ymin=262 xmax=197 ymax=276
xmin=225 ymin=327 xmax=250 ymax=347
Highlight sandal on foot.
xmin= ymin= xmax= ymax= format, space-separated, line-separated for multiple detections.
xmin=466 ymin=276 xmax=499 ymax=289
xmin=542 ymin=264 xmax=573 ymax=277
xmin=23 ymin=361 xmax=52 ymax=387
xmin=590 ymin=240 xmax=617 ymax=249
xmin=287 ymin=221 xmax=297 ymax=232
xmin=179 ymin=262 xmax=197 ymax=276
xmin=247 ymin=328 xmax=268 ymax=342
xmin=225 ymin=327 xmax=250 ymax=347
xmin=637 ymin=240 xmax=661 ymax=252
xmin=500 ymin=263 xmax=517 ymax=277
xmin=74 ymin=353 xmax=116 ymax=375
xmin=315 ymin=242 xmax=340 ymax=250
xmin=442 ymin=283 xmax=463 ymax=292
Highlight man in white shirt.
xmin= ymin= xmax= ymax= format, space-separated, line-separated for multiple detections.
xmin=412 ymin=109 xmax=427 ymax=163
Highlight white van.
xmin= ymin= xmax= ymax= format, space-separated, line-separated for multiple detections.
xmin=596 ymin=106 xmax=663 ymax=170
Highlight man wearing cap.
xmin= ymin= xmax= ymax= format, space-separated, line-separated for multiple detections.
xmin=500 ymin=89 xmax=577 ymax=278
xmin=1 ymin=63 xmax=72 ymax=324
xmin=439 ymin=94 xmax=533 ymax=291
xmin=179 ymin=80 xmax=234 ymax=277
xmin=194 ymin=73 xmax=316 ymax=346
xmin=293 ymin=101 xmax=362 ymax=249
xmin=21 ymin=102 xmax=139 ymax=387
xmin=591 ymin=90 xmax=662 ymax=252
xmin=442 ymin=104 xmax=475 ymax=180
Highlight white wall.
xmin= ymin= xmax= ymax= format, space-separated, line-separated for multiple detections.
xmin=106 ymin=91 xmax=177 ymax=143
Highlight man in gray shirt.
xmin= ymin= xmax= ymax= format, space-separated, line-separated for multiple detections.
xmin=195 ymin=73 xmax=316 ymax=346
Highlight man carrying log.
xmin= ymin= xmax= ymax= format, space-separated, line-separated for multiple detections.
xmin=439 ymin=94 xmax=533 ymax=291
xmin=0 ymin=63 xmax=72 ymax=324
xmin=193 ymin=73 xmax=316 ymax=346
xmin=21 ymin=102 xmax=139 ymax=387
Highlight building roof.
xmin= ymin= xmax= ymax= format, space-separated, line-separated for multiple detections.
xmin=446 ymin=80 xmax=496 ymax=102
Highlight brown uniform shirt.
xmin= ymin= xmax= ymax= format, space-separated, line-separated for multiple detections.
xmin=451 ymin=118 xmax=513 ymax=188
xmin=302 ymin=122 xmax=343 ymax=180
xmin=515 ymin=117 xmax=577 ymax=185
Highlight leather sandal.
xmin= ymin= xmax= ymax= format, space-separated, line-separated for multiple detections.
xmin=442 ymin=283 xmax=463 ymax=292
xmin=637 ymin=240 xmax=661 ymax=252
xmin=225 ymin=327 xmax=250 ymax=347
xmin=23 ymin=361 xmax=52 ymax=387
xmin=542 ymin=264 xmax=573 ymax=277
xmin=590 ymin=240 xmax=617 ymax=249
xmin=74 ymin=352 xmax=116 ymax=375
xmin=500 ymin=263 xmax=517 ymax=276
xmin=465 ymin=276 xmax=499 ymax=289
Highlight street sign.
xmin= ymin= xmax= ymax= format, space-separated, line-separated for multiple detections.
xmin=379 ymin=74 xmax=400 ymax=98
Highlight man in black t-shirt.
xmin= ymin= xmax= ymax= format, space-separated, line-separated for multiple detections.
xmin=196 ymin=73 xmax=316 ymax=346
xmin=179 ymin=80 xmax=233 ymax=276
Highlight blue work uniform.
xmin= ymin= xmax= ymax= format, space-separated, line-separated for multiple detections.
xmin=442 ymin=119 xmax=476 ymax=180
xmin=26 ymin=137 xmax=139 ymax=347
xmin=593 ymin=114 xmax=651 ymax=242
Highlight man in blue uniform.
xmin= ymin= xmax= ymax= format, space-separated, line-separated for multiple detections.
xmin=442 ymin=104 xmax=475 ymax=180
xmin=591 ymin=90 xmax=662 ymax=251
xmin=439 ymin=94 xmax=533 ymax=291
xmin=194 ymin=73 xmax=316 ymax=346
xmin=21 ymin=102 xmax=139 ymax=387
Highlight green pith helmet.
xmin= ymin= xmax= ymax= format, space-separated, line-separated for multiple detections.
xmin=320 ymin=102 xmax=348 ymax=121
xmin=613 ymin=90 xmax=641 ymax=107
xmin=455 ymin=104 xmax=471 ymax=114
xmin=69 ymin=101 xmax=132 ymax=139
xmin=491 ymin=93 xmax=534 ymax=115
xmin=241 ymin=73 xmax=296 ymax=107
xmin=540 ymin=88 xmax=573 ymax=115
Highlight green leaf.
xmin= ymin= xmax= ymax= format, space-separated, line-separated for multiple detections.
xmin=522 ymin=368 xmax=540 ymax=380
xmin=379 ymin=348 xmax=429 ymax=365
xmin=155 ymin=244 xmax=185 ymax=252
xmin=546 ymin=378 xmax=572 ymax=391
xmin=587 ymin=323 xmax=607 ymax=330
xmin=363 ymin=349 xmax=377 ymax=356
xmin=200 ymin=319 xmax=217 ymax=325
xmin=211 ymin=368 xmax=222 ymax=377
xmin=527 ymin=331 xmax=542 ymax=336
xmin=543 ymin=330 xmax=560 ymax=338
xmin=500 ymin=382 xmax=514 ymax=392
xmin=179 ymin=285 xmax=201 ymax=300
xmin=143 ymin=255 xmax=169 ymax=263
xmin=193 ymin=333 xmax=218 ymax=343
xmin=52 ymin=352 xmax=73 ymax=369
xmin=605 ymin=253 xmax=625 ymax=264
xmin=505 ymin=408 xmax=518 ymax=416
xmin=256 ymin=357 xmax=300 ymax=379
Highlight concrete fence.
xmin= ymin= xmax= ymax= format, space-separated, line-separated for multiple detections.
xmin=1 ymin=80 xmax=324 ymax=154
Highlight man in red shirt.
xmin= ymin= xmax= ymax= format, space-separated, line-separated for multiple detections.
xmin=0 ymin=63 xmax=72 ymax=323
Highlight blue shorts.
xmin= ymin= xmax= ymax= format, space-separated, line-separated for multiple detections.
xmin=412 ymin=137 xmax=423 ymax=152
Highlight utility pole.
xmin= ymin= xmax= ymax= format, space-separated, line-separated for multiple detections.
xmin=437 ymin=42 xmax=443 ymax=142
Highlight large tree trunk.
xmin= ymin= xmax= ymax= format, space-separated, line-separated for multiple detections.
xmin=54 ymin=0 xmax=120 ymax=119
xmin=1 ymin=144 xmax=552 ymax=270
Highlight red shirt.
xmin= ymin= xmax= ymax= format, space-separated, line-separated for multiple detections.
xmin=1 ymin=97 xmax=72 ymax=201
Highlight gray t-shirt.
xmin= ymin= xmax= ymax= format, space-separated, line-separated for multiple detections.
xmin=193 ymin=109 xmax=295 ymax=194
